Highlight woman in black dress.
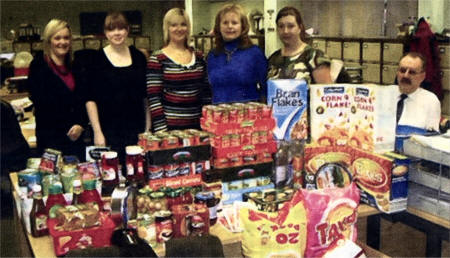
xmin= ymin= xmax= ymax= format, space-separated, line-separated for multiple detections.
xmin=85 ymin=12 xmax=148 ymax=162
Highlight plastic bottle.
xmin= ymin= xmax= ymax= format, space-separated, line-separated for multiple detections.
xmin=273 ymin=140 xmax=289 ymax=188
xmin=71 ymin=179 xmax=83 ymax=205
xmin=289 ymin=139 xmax=305 ymax=188
xmin=30 ymin=184 xmax=49 ymax=237
xmin=45 ymin=182 xmax=67 ymax=217
xmin=80 ymin=179 xmax=103 ymax=210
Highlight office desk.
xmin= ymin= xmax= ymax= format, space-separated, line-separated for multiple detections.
xmin=367 ymin=207 xmax=449 ymax=257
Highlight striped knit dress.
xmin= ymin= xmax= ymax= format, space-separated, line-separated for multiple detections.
xmin=147 ymin=49 xmax=211 ymax=132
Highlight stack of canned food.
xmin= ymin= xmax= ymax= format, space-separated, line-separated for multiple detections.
xmin=200 ymin=103 xmax=277 ymax=169
xmin=201 ymin=102 xmax=272 ymax=124
xmin=138 ymin=129 xmax=212 ymax=152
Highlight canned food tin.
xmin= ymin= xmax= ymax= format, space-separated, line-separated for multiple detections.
xmin=228 ymin=106 xmax=238 ymax=123
xmin=261 ymin=104 xmax=272 ymax=119
xmin=202 ymin=105 xmax=214 ymax=121
xmin=147 ymin=136 xmax=161 ymax=151
xmin=241 ymin=133 xmax=251 ymax=146
xmin=178 ymin=162 xmax=191 ymax=176
xmin=155 ymin=210 xmax=173 ymax=243
xmin=251 ymin=132 xmax=260 ymax=145
xmin=180 ymin=133 xmax=194 ymax=147
xmin=197 ymin=131 xmax=210 ymax=145
xmin=155 ymin=131 xmax=170 ymax=138
xmin=164 ymin=164 xmax=179 ymax=178
xmin=212 ymin=107 xmax=224 ymax=123
xmin=214 ymin=158 xmax=229 ymax=168
xmin=148 ymin=165 xmax=164 ymax=180
xmin=221 ymin=135 xmax=230 ymax=148
xmin=138 ymin=132 xmax=150 ymax=150
xmin=243 ymin=155 xmax=256 ymax=164
xmin=230 ymin=134 xmax=240 ymax=147
xmin=259 ymin=131 xmax=268 ymax=143
xmin=229 ymin=156 xmax=243 ymax=166
xmin=247 ymin=104 xmax=258 ymax=120
xmin=162 ymin=135 xmax=179 ymax=149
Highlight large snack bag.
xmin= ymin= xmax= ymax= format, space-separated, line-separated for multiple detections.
xmin=302 ymin=183 xmax=360 ymax=258
xmin=240 ymin=190 xmax=308 ymax=257
xmin=268 ymin=79 xmax=309 ymax=141
xmin=348 ymin=84 xmax=397 ymax=152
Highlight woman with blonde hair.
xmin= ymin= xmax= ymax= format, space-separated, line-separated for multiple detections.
xmin=207 ymin=3 xmax=267 ymax=104
xmin=27 ymin=19 xmax=87 ymax=159
xmin=85 ymin=11 xmax=148 ymax=166
xmin=147 ymin=8 xmax=210 ymax=132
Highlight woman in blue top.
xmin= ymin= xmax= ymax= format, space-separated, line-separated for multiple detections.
xmin=207 ymin=3 xmax=268 ymax=104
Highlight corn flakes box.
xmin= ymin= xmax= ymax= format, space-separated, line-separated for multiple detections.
xmin=348 ymin=84 xmax=397 ymax=153
xmin=310 ymin=84 xmax=353 ymax=147
xmin=268 ymin=79 xmax=309 ymax=141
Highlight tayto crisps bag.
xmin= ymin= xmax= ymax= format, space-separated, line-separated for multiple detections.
xmin=301 ymin=183 xmax=360 ymax=258
xmin=268 ymin=79 xmax=309 ymax=141
xmin=240 ymin=190 xmax=308 ymax=258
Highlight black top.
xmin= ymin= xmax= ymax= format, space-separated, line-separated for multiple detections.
xmin=85 ymin=46 xmax=147 ymax=150
xmin=1 ymin=99 xmax=30 ymax=171
xmin=27 ymin=52 xmax=87 ymax=158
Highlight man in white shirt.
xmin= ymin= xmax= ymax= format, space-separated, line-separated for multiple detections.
xmin=396 ymin=52 xmax=441 ymax=131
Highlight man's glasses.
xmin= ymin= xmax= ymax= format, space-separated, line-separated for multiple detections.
xmin=397 ymin=67 xmax=424 ymax=75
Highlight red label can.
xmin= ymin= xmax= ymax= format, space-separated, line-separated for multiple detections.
xmin=155 ymin=211 xmax=173 ymax=243
xmin=164 ymin=163 xmax=179 ymax=178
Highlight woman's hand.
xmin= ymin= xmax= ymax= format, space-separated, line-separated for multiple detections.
xmin=93 ymin=130 xmax=106 ymax=146
xmin=67 ymin=124 xmax=84 ymax=141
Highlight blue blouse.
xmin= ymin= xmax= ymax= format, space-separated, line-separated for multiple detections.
xmin=207 ymin=39 xmax=268 ymax=104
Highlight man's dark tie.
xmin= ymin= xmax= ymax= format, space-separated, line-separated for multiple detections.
xmin=396 ymin=94 xmax=408 ymax=123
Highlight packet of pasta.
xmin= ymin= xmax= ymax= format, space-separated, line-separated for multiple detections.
xmin=240 ymin=190 xmax=307 ymax=257
xmin=301 ymin=183 xmax=360 ymax=258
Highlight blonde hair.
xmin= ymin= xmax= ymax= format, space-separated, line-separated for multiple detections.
xmin=213 ymin=3 xmax=252 ymax=52
xmin=163 ymin=8 xmax=191 ymax=48
xmin=42 ymin=19 xmax=72 ymax=59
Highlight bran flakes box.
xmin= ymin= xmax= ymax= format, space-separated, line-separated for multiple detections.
xmin=268 ymin=79 xmax=309 ymax=141
xmin=348 ymin=84 xmax=397 ymax=153
xmin=310 ymin=84 xmax=352 ymax=147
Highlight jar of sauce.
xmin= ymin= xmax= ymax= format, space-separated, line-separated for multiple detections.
xmin=125 ymin=145 xmax=145 ymax=185
xmin=194 ymin=191 xmax=218 ymax=225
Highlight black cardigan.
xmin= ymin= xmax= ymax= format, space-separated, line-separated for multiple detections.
xmin=27 ymin=52 xmax=88 ymax=157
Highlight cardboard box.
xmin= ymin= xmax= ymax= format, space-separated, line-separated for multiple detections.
xmin=267 ymin=79 xmax=309 ymax=141
xmin=310 ymin=84 xmax=397 ymax=153
xmin=354 ymin=149 xmax=409 ymax=213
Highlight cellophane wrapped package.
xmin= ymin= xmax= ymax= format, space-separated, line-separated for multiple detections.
xmin=301 ymin=183 xmax=360 ymax=258
xmin=240 ymin=190 xmax=308 ymax=258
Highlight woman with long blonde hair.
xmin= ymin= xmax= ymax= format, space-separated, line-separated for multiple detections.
xmin=147 ymin=8 xmax=210 ymax=132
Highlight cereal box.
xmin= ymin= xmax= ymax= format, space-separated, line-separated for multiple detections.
xmin=310 ymin=84 xmax=398 ymax=153
xmin=352 ymin=148 xmax=409 ymax=213
xmin=349 ymin=84 xmax=397 ymax=153
xmin=267 ymin=79 xmax=309 ymax=141
xmin=310 ymin=84 xmax=352 ymax=147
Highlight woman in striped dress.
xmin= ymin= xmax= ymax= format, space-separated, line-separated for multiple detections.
xmin=147 ymin=8 xmax=211 ymax=132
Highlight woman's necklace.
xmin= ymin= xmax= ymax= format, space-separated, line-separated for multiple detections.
xmin=224 ymin=47 xmax=238 ymax=63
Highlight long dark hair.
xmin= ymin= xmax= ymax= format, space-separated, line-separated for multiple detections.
xmin=276 ymin=6 xmax=306 ymax=42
